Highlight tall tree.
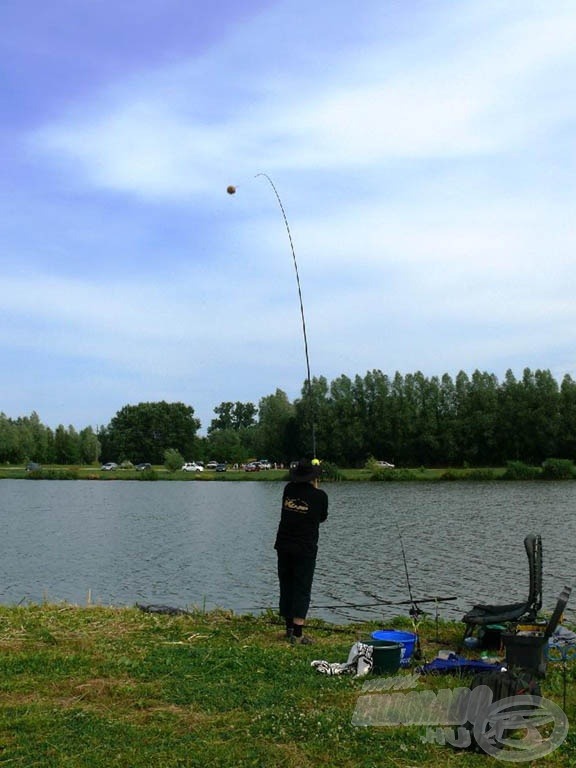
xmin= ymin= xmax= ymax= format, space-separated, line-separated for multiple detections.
xmin=495 ymin=369 xmax=521 ymax=462
xmin=323 ymin=375 xmax=364 ymax=466
xmin=496 ymin=368 xmax=559 ymax=464
xmin=437 ymin=373 xmax=458 ymax=464
xmin=54 ymin=425 xmax=81 ymax=465
xmin=362 ymin=370 xmax=394 ymax=463
xmin=208 ymin=402 xmax=257 ymax=433
xmin=105 ymin=402 xmax=200 ymax=464
xmin=526 ymin=369 xmax=560 ymax=463
xmin=559 ymin=374 xmax=576 ymax=458
xmin=458 ymin=370 xmax=499 ymax=466
xmin=0 ymin=413 xmax=20 ymax=463
xmin=205 ymin=429 xmax=247 ymax=465
xmin=255 ymin=389 xmax=295 ymax=461
xmin=296 ymin=376 xmax=329 ymax=459
xmin=79 ymin=426 xmax=101 ymax=464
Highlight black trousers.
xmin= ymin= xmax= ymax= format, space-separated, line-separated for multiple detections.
xmin=277 ymin=549 xmax=317 ymax=619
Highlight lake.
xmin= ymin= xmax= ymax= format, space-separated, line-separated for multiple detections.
xmin=0 ymin=479 xmax=574 ymax=625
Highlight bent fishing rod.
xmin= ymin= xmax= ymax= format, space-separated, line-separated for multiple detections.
xmin=227 ymin=175 xmax=317 ymax=457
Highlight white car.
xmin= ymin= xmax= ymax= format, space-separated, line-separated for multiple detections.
xmin=181 ymin=462 xmax=204 ymax=472
xmin=206 ymin=461 xmax=219 ymax=470
xmin=101 ymin=462 xmax=118 ymax=471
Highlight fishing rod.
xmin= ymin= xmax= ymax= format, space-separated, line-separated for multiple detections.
xmin=397 ymin=525 xmax=421 ymax=620
xmin=397 ymin=524 xmax=425 ymax=659
xmin=310 ymin=596 xmax=457 ymax=610
xmin=266 ymin=595 xmax=458 ymax=645
xmin=227 ymin=175 xmax=317 ymax=457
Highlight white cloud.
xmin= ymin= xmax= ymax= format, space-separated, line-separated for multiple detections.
xmin=5 ymin=0 xmax=576 ymax=428
xmin=30 ymin=0 xmax=576 ymax=198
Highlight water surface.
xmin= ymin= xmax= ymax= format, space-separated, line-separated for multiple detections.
xmin=0 ymin=480 xmax=574 ymax=624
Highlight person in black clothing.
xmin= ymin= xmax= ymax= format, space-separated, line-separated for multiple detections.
xmin=274 ymin=458 xmax=328 ymax=644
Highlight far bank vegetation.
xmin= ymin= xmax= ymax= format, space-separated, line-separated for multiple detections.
xmin=3 ymin=367 xmax=576 ymax=473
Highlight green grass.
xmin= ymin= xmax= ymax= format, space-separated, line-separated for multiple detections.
xmin=0 ymin=605 xmax=573 ymax=766
xmin=0 ymin=465 xmax=511 ymax=482
xmin=0 ymin=465 xmax=291 ymax=481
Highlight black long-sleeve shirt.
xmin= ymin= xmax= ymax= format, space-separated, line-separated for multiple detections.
xmin=274 ymin=481 xmax=328 ymax=556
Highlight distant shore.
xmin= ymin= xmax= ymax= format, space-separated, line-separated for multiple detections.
xmin=1 ymin=461 xmax=574 ymax=482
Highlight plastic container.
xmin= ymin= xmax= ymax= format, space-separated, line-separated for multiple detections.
xmin=371 ymin=630 xmax=417 ymax=666
xmin=369 ymin=640 xmax=402 ymax=675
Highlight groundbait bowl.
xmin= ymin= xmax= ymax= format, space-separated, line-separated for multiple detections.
xmin=371 ymin=630 xmax=417 ymax=667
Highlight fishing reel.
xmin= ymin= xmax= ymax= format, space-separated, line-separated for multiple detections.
xmin=409 ymin=603 xmax=426 ymax=620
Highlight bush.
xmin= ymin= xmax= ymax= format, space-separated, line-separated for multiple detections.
xmin=438 ymin=470 xmax=458 ymax=481
xmin=465 ymin=468 xmax=497 ymax=481
xmin=25 ymin=469 xmax=79 ymax=480
xmin=320 ymin=461 xmax=344 ymax=481
xmin=370 ymin=468 xmax=416 ymax=481
xmin=137 ymin=468 xmax=158 ymax=481
xmin=502 ymin=461 xmax=541 ymax=480
xmin=364 ymin=456 xmax=377 ymax=471
xmin=541 ymin=458 xmax=575 ymax=480
xmin=164 ymin=448 xmax=184 ymax=473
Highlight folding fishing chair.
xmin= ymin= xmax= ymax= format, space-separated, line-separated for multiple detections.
xmin=461 ymin=533 xmax=543 ymax=646
xmin=502 ymin=584 xmax=571 ymax=677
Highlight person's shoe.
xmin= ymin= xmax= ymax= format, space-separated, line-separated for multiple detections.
xmin=290 ymin=634 xmax=314 ymax=645
xmin=285 ymin=628 xmax=294 ymax=642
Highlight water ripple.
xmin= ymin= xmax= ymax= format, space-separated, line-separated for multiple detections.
xmin=0 ymin=479 xmax=574 ymax=625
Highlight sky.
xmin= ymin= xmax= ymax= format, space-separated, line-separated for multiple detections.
xmin=2 ymin=0 xmax=576 ymax=434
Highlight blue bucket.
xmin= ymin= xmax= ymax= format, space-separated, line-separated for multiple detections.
xmin=371 ymin=630 xmax=417 ymax=666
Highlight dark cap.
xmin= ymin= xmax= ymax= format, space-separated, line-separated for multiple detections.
xmin=289 ymin=458 xmax=321 ymax=483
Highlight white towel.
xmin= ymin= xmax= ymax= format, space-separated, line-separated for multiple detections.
xmin=311 ymin=642 xmax=373 ymax=678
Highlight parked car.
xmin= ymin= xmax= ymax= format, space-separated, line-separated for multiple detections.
xmin=244 ymin=462 xmax=260 ymax=472
xmin=258 ymin=460 xmax=272 ymax=470
xmin=182 ymin=462 xmax=204 ymax=472
xmin=100 ymin=462 xmax=118 ymax=471
xmin=206 ymin=461 xmax=219 ymax=471
xmin=26 ymin=462 xmax=42 ymax=472
xmin=215 ymin=463 xmax=227 ymax=472
xmin=375 ymin=461 xmax=395 ymax=468
xmin=136 ymin=463 xmax=152 ymax=471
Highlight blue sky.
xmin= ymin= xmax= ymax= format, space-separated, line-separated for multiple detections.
xmin=2 ymin=0 xmax=576 ymax=434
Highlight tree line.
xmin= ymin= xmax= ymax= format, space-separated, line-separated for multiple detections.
xmin=2 ymin=367 xmax=576 ymax=468
xmin=0 ymin=412 xmax=100 ymax=465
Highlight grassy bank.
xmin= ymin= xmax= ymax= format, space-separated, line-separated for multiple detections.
xmin=0 ymin=465 xmax=512 ymax=481
xmin=3 ymin=458 xmax=575 ymax=481
xmin=0 ymin=605 xmax=573 ymax=766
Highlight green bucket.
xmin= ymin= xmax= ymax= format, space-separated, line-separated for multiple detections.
xmin=369 ymin=639 xmax=402 ymax=675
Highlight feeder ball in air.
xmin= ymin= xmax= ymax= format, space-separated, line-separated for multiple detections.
xmin=227 ymin=185 xmax=236 ymax=195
